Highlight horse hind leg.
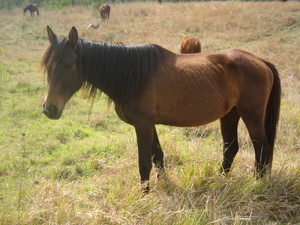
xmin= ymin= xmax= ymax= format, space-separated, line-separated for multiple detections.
xmin=220 ymin=107 xmax=240 ymax=175
xmin=240 ymin=109 xmax=271 ymax=178
xmin=152 ymin=127 xmax=164 ymax=178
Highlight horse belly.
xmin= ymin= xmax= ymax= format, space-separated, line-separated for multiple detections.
xmin=156 ymin=90 xmax=232 ymax=127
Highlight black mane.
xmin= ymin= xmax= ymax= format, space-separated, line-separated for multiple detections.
xmin=77 ymin=39 xmax=166 ymax=105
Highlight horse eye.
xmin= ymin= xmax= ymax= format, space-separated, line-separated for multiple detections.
xmin=63 ymin=59 xmax=76 ymax=69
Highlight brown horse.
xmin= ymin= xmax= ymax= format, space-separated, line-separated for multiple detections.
xmin=42 ymin=27 xmax=281 ymax=192
xmin=99 ymin=4 xmax=111 ymax=22
xmin=24 ymin=4 xmax=39 ymax=17
xmin=181 ymin=36 xmax=201 ymax=54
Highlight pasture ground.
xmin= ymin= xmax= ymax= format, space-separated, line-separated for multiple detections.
xmin=0 ymin=2 xmax=300 ymax=224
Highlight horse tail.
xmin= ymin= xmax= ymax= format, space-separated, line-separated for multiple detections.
xmin=264 ymin=60 xmax=281 ymax=169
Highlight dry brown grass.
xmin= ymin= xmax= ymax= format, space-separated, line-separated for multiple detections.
xmin=0 ymin=1 xmax=299 ymax=224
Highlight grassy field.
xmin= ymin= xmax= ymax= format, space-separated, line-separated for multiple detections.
xmin=0 ymin=1 xmax=300 ymax=224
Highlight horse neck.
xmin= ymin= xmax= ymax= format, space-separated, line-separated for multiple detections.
xmin=78 ymin=40 xmax=164 ymax=104
xmin=79 ymin=41 xmax=116 ymax=95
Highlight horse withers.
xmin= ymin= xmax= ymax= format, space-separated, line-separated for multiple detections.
xmin=24 ymin=4 xmax=39 ymax=17
xmin=42 ymin=26 xmax=281 ymax=192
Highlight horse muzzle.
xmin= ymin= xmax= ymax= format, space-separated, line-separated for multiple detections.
xmin=42 ymin=103 xmax=62 ymax=120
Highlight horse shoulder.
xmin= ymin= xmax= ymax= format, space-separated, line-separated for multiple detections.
xmin=114 ymin=82 xmax=158 ymax=125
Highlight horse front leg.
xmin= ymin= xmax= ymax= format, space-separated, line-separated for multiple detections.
xmin=152 ymin=127 xmax=164 ymax=178
xmin=135 ymin=123 xmax=154 ymax=192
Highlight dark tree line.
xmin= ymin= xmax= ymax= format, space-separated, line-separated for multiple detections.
xmin=0 ymin=0 xmax=296 ymax=10
xmin=0 ymin=0 xmax=104 ymax=9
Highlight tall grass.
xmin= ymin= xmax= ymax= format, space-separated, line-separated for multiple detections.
xmin=0 ymin=2 xmax=299 ymax=224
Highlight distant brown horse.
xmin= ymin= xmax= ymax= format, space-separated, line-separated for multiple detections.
xmin=42 ymin=26 xmax=281 ymax=192
xmin=99 ymin=4 xmax=111 ymax=22
xmin=181 ymin=36 xmax=201 ymax=54
xmin=24 ymin=4 xmax=39 ymax=17
xmin=157 ymin=0 xmax=162 ymax=4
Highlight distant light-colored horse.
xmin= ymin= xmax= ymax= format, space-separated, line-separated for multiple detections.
xmin=87 ymin=24 xmax=100 ymax=29
xmin=99 ymin=4 xmax=111 ymax=22
xmin=24 ymin=4 xmax=39 ymax=17
xmin=180 ymin=36 xmax=201 ymax=54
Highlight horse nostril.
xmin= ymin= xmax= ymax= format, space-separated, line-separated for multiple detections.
xmin=48 ymin=104 xmax=58 ymax=116
xmin=42 ymin=103 xmax=61 ymax=119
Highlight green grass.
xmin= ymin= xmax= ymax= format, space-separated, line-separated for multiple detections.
xmin=0 ymin=2 xmax=300 ymax=224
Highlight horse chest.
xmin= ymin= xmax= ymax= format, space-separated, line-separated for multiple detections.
xmin=114 ymin=105 xmax=131 ymax=124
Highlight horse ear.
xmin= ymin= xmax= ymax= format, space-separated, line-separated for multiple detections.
xmin=68 ymin=27 xmax=78 ymax=49
xmin=46 ymin=26 xmax=57 ymax=46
